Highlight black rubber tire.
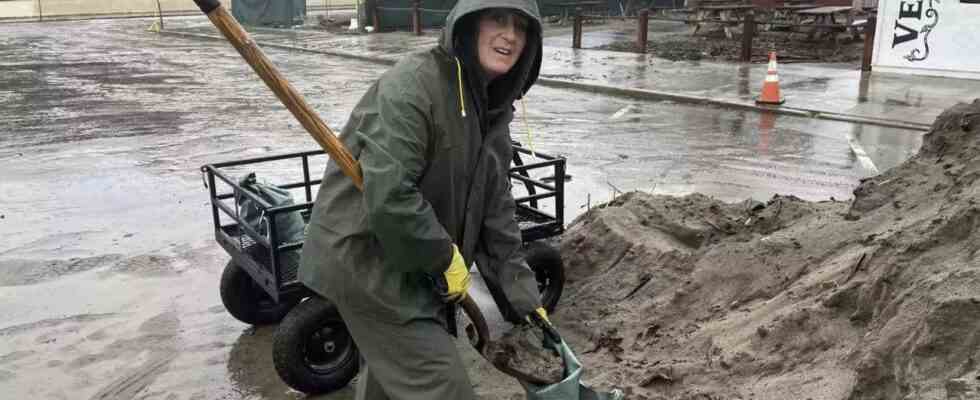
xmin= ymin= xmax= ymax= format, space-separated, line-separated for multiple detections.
xmin=220 ymin=260 xmax=298 ymax=325
xmin=525 ymin=242 xmax=565 ymax=313
xmin=273 ymin=296 xmax=359 ymax=394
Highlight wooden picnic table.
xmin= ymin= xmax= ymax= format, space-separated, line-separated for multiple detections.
xmin=794 ymin=5 xmax=857 ymax=40
xmin=553 ymin=1 xmax=605 ymax=24
xmin=690 ymin=4 xmax=756 ymax=39
xmin=757 ymin=4 xmax=816 ymax=31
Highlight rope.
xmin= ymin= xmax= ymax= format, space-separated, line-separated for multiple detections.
xmin=454 ymin=57 xmax=467 ymax=118
xmin=520 ymin=97 xmax=537 ymax=158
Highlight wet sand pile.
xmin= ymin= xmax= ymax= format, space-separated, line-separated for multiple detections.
xmin=554 ymin=100 xmax=980 ymax=399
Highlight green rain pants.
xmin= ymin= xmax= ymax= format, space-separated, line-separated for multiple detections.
xmin=335 ymin=302 xmax=476 ymax=400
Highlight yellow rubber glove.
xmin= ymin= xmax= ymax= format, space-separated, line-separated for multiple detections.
xmin=527 ymin=307 xmax=550 ymax=325
xmin=442 ymin=244 xmax=471 ymax=303
xmin=528 ymin=307 xmax=562 ymax=344
xmin=535 ymin=307 xmax=550 ymax=323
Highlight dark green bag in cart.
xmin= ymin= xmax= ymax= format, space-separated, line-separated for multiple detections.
xmin=523 ymin=335 xmax=624 ymax=400
xmin=235 ymin=172 xmax=305 ymax=268
xmin=236 ymin=172 xmax=305 ymax=245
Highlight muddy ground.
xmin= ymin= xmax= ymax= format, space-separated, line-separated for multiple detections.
xmin=552 ymin=100 xmax=980 ymax=399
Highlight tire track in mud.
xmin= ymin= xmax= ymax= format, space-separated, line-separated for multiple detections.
xmin=87 ymin=353 xmax=177 ymax=400
xmin=86 ymin=310 xmax=181 ymax=400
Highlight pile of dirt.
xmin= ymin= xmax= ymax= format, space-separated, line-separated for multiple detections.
xmin=598 ymin=30 xmax=864 ymax=64
xmin=554 ymin=100 xmax=980 ymax=399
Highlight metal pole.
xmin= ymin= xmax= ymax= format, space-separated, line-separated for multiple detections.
xmin=157 ymin=0 xmax=164 ymax=29
xmin=37 ymin=0 xmax=43 ymax=21
xmin=862 ymin=16 xmax=876 ymax=72
xmin=637 ymin=9 xmax=649 ymax=53
xmin=740 ymin=11 xmax=755 ymax=62
xmin=555 ymin=159 xmax=565 ymax=233
xmin=572 ymin=12 xmax=582 ymax=49
xmin=413 ymin=0 xmax=421 ymax=36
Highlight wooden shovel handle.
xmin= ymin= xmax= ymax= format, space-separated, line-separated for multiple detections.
xmin=192 ymin=0 xmax=363 ymax=190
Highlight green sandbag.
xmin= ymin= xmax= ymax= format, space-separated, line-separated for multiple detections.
xmin=522 ymin=339 xmax=624 ymax=400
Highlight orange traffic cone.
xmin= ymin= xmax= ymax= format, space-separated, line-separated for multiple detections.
xmin=756 ymin=52 xmax=785 ymax=105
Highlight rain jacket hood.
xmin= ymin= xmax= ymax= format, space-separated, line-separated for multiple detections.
xmin=441 ymin=0 xmax=543 ymax=115
xmin=298 ymin=0 xmax=546 ymax=327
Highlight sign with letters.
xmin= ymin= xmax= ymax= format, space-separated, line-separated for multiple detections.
xmin=873 ymin=0 xmax=980 ymax=79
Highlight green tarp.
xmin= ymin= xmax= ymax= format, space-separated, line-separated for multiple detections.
xmin=232 ymin=0 xmax=307 ymax=27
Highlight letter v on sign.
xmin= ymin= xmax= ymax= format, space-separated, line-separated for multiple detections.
xmin=892 ymin=21 xmax=919 ymax=47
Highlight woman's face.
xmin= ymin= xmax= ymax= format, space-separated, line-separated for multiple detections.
xmin=476 ymin=9 xmax=529 ymax=81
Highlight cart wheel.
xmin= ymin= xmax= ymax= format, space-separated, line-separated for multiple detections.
xmin=273 ymin=296 xmax=359 ymax=394
xmin=526 ymin=243 xmax=565 ymax=313
xmin=220 ymin=261 xmax=298 ymax=325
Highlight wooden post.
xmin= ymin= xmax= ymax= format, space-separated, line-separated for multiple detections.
xmin=572 ymin=12 xmax=583 ymax=49
xmin=372 ymin=6 xmax=380 ymax=32
xmin=862 ymin=16 xmax=876 ymax=72
xmin=637 ymin=9 xmax=649 ymax=53
xmin=740 ymin=11 xmax=755 ymax=62
xmin=413 ymin=1 xmax=422 ymax=36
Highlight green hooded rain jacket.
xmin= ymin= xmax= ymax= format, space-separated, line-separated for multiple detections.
xmin=298 ymin=0 xmax=545 ymax=326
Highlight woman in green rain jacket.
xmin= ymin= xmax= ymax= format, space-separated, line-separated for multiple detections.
xmin=298 ymin=0 xmax=547 ymax=398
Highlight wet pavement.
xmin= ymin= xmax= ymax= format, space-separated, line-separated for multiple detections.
xmin=541 ymin=20 xmax=980 ymax=129
xmin=0 ymin=14 xmax=948 ymax=400
xmin=163 ymin=16 xmax=980 ymax=129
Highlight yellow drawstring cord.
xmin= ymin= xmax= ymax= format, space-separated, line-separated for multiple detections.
xmin=455 ymin=57 xmax=534 ymax=159
xmin=454 ymin=57 xmax=467 ymax=118
xmin=520 ymin=97 xmax=537 ymax=158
